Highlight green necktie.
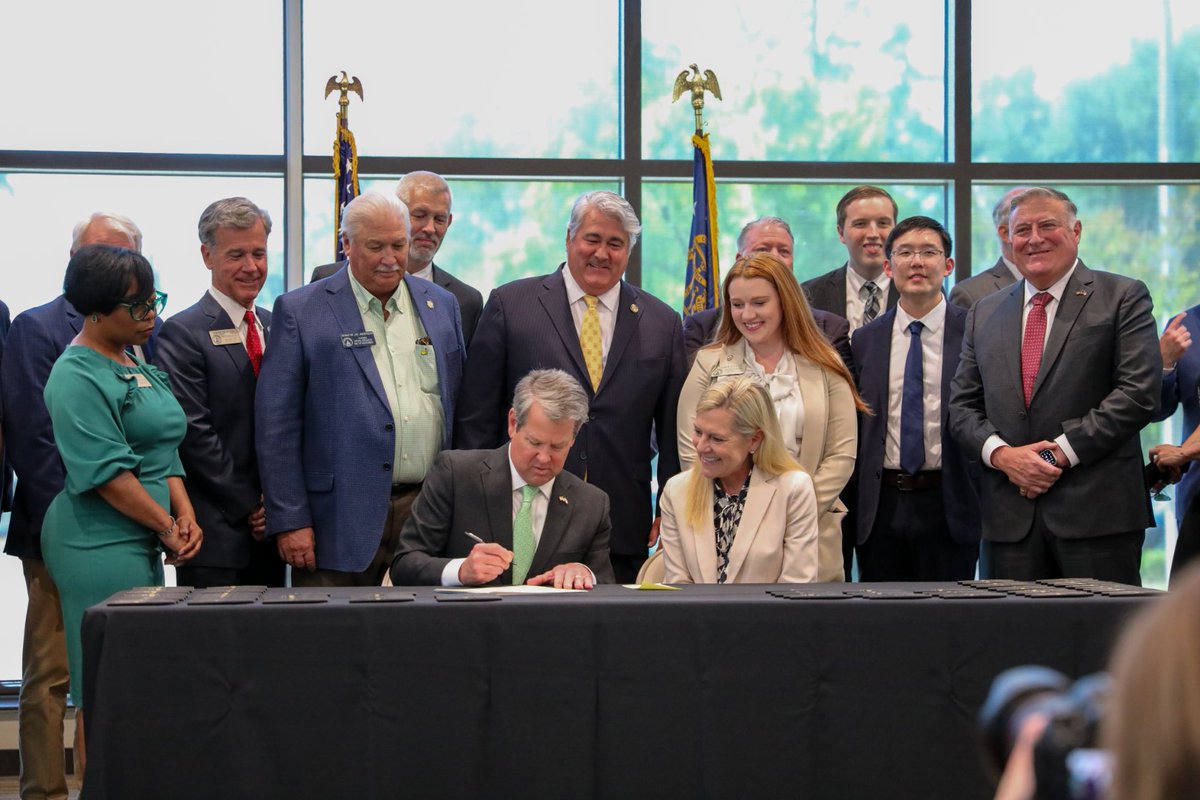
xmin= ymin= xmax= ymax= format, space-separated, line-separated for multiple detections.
xmin=512 ymin=484 xmax=538 ymax=585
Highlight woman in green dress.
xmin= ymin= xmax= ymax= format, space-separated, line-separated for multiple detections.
xmin=41 ymin=244 xmax=203 ymax=773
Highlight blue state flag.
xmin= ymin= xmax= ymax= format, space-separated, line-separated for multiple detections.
xmin=333 ymin=124 xmax=360 ymax=262
xmin=683 ymin=132 xmax=719 ymax=317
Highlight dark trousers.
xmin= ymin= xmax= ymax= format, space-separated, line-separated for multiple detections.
xmin=175 ymin=539 xmax=286 ymax=589
xmin=982 ymin=515 xmax=1144 ymax=585
xmin=292 ymin=484 xmax=422 ymax=588
xmin=857 ymin=482 xmax=977 ymax=582
xmin=610 ymin=553 xmax=648 ymax=585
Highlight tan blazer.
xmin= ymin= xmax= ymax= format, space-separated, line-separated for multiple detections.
xmin=659 ymin=468 xmax=818 ymax=584
xmin=677 ymin=343 xmax=857 ymax=582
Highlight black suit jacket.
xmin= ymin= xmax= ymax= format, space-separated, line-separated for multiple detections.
xmin=682 ymin=305 xmax=854 ymax=373
xmin=390 ymin=445 xmax=615 ymax=585
xmin=1 ymin=296 xmax=160 ymax=559
xmin=949 ymin=262 xmax=1160 ymax=542
xmin=310 ymin=260 xmax=483 ymax=346
xmin=851 ymin=302 xmax=981 ymax=545
xmin=801 ymin=264 xmax=900 ymax=321
xmin=454 ymin=266 xmax=687 ymax=556
xmin=153 ymin=293 xmax=272 ymax=569
xmin=948 ymin=258 xmax=1019 ymax=310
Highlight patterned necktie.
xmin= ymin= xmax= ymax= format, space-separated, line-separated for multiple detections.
xmin=862 ymin=281 xmax=880 ymax=326
xmin=579 ymin=295 xmax=603 ymax=391
xmin=900 ymin=321 xmax=925 ymax=475
xmin=245 ymin=310 xmax=263 ymax=377
xmin=511 ymin=484 xmax=538 ymax=585
xmin=1021 ymin=292 xmax=1052 ymax=408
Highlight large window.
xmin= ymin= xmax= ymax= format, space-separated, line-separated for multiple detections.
xmin=1 ymin=1 xmax=1198 ymax=682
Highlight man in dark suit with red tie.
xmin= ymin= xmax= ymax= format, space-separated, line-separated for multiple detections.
xmin=155 ymin=197 xmax=284 ymax=587
xmin=454 ymin=191 xmax=687 ymax=583
xmin=852 ymin=216 xmax=980 ymax=581
xmin=949 ymin=188 xmax=1160 ymax=583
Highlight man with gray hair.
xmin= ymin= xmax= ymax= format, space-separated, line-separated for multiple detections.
xmin=153 ymin=197 xmax=284 ymax=588
xmin=310 ymin=171 xmax=484 ymax=344
xmin=455 ymin=190 xmax=686 ymax=583
xmin=392 ymin=368 xmax=614 ymax=588
xmin=1 ymin=211 xmax=153 ymax=799
xmin=257 ymin=191 xmax=465 ymax=586
xmin=949 ymin=187 xmax=1159 ymax=582
xmin=948 ymin=186 xmax=1029 ymax=309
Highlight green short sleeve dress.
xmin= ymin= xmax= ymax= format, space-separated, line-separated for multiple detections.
xmin=41 ymin=345 xmax=187 ymax=707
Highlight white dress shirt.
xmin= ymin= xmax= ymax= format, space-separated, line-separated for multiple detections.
xmin=207 ymin=286 xmax=266 ymax=352
xmin=982 ymin=260 xmax=1081 ymax=469
xmin=884 ymin=298 xmax=945 ymax=470
xmin=563 ymin=265 xmax=620 ymax=363
xmin=410 ymin=263 xmax=434 ymax=282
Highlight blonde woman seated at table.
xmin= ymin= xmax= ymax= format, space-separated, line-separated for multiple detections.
xmin=677 ymin=253 xmax=868 ymax=582
xmin=660 ymin=376 xmax=818 ymax=583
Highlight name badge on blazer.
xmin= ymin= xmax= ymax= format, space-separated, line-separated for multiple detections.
xmin=341 ymin=331 xmax=377 ymax=348
xmin=208 ymin=329 xmax=242 ymax=346
xmin=121 ymin=373 xmax=154 ymax=389
xmin=712 ymin=364 xmax=746 ymax=378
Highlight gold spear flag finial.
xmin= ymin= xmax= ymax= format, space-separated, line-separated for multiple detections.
xmin=671 ymin=63 xmax=722 ymax=135
xmin=324 ymin=71 xmax=364 ymax=129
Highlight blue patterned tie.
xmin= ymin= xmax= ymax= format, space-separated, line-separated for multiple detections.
xmin=900 ymin=321 xmax=925 ymax=475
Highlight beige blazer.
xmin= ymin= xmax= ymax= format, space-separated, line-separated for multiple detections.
xmin=659 ymin=468 xmax=818 ymax=584
xmin=677 ymin=343 xmax=857 ymax=582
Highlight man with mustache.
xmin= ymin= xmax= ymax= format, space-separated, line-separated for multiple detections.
xmin=950 ymin=188 xmax=1159 ymax=583
xmin=258 ymin=192 xmax=465 ymax=586
xmin=311 ymin=172 xmax=483 ymax=346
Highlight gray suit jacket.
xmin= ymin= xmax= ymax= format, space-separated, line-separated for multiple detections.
xmin=948 ymin=258 xmax=1018 ymax=310
xmin=310 ymin=260 xmax=483 ymax=345
xmin=801 ymin=264 xmax=899 ymax=321
xmin=948 ymin=261 xmax=1160 ymax=542
xmin=389 ymin=445 xmax=615 ymax=585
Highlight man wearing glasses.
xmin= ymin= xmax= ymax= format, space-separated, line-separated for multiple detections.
xmin=154 ymin=198 xmax=284 ymax=589
xmin=851 ymin=216 xmax=981 ymax=581
xmin=1 ymin=212 xmax=157 ymax=800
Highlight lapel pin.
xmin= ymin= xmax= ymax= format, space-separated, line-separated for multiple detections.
xmin=630 ymin=303 xmax=639 ymax=313
xmin=1075 ymin=291 xmax=1087 ymax=297
xmin=558 ymin=496 xmax=569 ymax=505
xmin=426 ymin=299 xmax=434 ymax=309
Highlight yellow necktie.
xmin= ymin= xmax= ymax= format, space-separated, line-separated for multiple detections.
xmin=580 ymin=295 xmax=603 ymax=391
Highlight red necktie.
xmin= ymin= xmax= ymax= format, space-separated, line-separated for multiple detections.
xmin=245 ymin=310 xmax=263 ymax=377
xmin=1021 ymin=292 xmax=1052 ymax=408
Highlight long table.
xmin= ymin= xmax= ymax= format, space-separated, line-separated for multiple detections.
xmin=80 ymin=582 xmax=1156 ymax=800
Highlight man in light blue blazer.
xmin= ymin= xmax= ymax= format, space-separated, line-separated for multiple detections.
xmin=257 ymin=192 xmax=465 ymax=586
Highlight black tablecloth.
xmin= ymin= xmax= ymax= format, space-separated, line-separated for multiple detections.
xmin=80 ymin=582 xmax=1155 ymax=800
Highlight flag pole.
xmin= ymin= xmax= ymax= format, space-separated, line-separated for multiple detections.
xmin=673 ymin=64 xmax=722 ymax=317
xmin=325 ymin=71 xmax=364 ymax=263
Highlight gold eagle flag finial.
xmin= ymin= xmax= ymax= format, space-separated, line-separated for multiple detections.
xmin=672 ymin=63 xmax=722 ymax=134
xmin=324 ymin=71 xmax=364 ymax=128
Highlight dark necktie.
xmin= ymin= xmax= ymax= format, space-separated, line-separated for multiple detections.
xmin=900 ymin=320 xmax=925 ymax=475
xmin=1021 ymin=293 xmax=1052 ymax=408
xmin=862 ymin=281 xmax=880 ymax=326
xmin=245 ymin=310 xmax=263 ymax=377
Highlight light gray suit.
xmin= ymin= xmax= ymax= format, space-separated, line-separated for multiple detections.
xmin=948 ymin=257 xmax=1019 ymax=310
xmin=949 ymin=261 xmax=1160 ymax=552
xmin=389 ymin=444 xmax=616 ymax=585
